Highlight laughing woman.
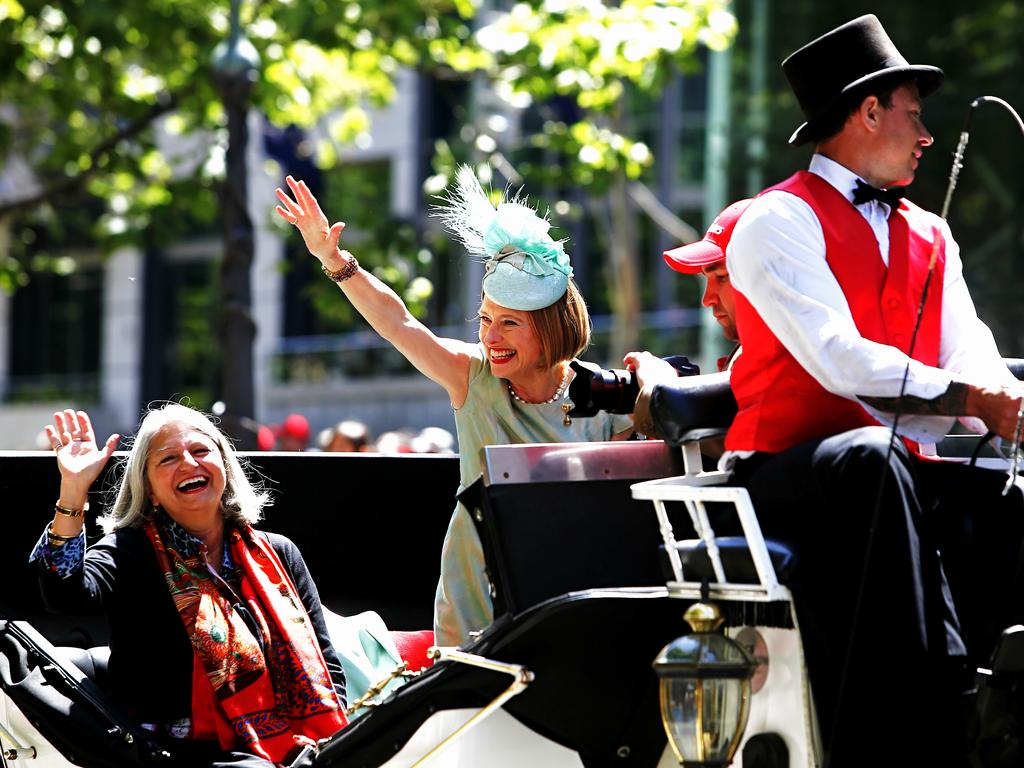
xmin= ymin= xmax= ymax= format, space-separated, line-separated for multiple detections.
xmin=31 ymin=406 xmax=347 ymax=767
xmin=275 ymin=169 xmax=633 ymax=646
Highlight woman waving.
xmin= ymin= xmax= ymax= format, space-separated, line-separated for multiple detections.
xmin=275 ymin=168 xmax=633 ymax=646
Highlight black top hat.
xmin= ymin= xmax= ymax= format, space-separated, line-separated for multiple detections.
xmin=782 ymin=14 xmax=943 ymax=146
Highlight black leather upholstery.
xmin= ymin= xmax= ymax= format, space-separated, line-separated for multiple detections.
xmin=55 ymin=645 xmax=111 ymax=690
xmin=649 ymin=375 xmax=737 ymax=447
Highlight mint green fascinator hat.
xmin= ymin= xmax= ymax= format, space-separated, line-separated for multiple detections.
xmin=433 ymin=166 xmax=572 ymax=311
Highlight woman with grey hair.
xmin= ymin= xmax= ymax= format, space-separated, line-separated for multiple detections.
xmin=31 ymin=404 xmax=348 ymax=767
xmin=97 ymin=403 xmax=268 ymax=533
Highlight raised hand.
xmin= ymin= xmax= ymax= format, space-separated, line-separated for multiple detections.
xmin=45 ymin=409 xmax=119 ymax=506
xmin=274 ymin=175 xmax=348 ymax=267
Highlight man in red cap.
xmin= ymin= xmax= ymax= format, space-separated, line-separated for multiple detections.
xmin=627 ymin=199 xmax=752 ymax=440
xmin=663 ymin=198 xmax=753 ymax=364
xmin=721 ymin=14 xmax=1024 ymax=765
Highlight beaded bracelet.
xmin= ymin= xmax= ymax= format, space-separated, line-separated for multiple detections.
xmin=55 ymin=500 xmax=89 ymax=518
xmin=321 ymin=255 xmax=360 ymax=283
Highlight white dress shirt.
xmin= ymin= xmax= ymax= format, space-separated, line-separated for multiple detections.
xmin=726 ymin=154 xmax=1014 ymax=443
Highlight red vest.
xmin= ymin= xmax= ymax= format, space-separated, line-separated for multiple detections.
xmin=725 ymin=171 xmax=946 ymax=453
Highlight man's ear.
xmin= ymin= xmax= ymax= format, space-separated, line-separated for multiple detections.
xmin=858 ymin=95 xmax=884 ymax=133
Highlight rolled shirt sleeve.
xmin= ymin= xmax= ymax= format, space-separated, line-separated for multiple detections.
xmin=29 ymin=526 xmax=86 ymax=578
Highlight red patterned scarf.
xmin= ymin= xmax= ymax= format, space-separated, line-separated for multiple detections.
xmin=145 ymin=520 xmax=347 ymax=762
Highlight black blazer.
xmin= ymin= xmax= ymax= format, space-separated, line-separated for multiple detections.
xmin=38 ymin=526 xmax=346 ymax=722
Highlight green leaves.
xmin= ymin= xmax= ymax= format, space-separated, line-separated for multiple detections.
xmin=0 ymin=0 xmax=733 ymax=309
xmin=475 ymin=0 xmax=735 ymax=111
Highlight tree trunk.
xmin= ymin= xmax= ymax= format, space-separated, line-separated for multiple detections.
xmin=215 ymin=70 xmax=257 ymax=449
xmin=607 ymin=167 xmax=641 ymax=361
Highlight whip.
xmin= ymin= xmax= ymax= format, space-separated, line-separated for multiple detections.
xmin=957 ymin=99 xmax=1024 ymax=492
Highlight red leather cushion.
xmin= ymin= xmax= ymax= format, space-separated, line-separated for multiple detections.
xmin=390 ymin=630 xmax=435 ymax=672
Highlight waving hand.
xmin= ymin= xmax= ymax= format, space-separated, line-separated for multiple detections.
xmin=45 ymin=409 xmax=119 ymax=509
xmin=275 ymin=176 xmax=348 ymax=268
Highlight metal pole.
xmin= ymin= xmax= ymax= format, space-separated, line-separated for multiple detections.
xmin=656 ymin=75 xmax=683 ymax=312
xmin=700 ymin=18 xmax=733 ymax=371
xmin=745 ymin=0 xmax=769 ymax=197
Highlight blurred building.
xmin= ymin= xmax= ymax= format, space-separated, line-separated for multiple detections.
xmin=0 ymin=61 xmax=722 ymax=448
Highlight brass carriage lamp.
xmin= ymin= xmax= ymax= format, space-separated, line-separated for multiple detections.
xmin=652 ymin=602 xmax=755 ymax=766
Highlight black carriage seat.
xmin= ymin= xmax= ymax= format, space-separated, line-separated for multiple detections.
xmin=0 ymin=621 xmax=167 ymax=766
xmin=644 ymin=374 xmax=799 ymax=586
xmin=54 ymin=645 xmax=111 ymax=690
xmin=647 ymin=371 xmax=737 ymax=448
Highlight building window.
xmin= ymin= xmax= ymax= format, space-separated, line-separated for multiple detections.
xmin=141 ymin=249 xmax=220 ymax=410
xmin=7 ymin=266 xmax=103 ymax=402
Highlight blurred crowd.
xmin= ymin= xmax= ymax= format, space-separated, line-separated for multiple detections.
xmin=257 ymin=413 xmax=455 ymax=455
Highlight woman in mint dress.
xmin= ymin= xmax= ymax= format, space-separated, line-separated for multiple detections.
xmin=275 ymin=168 xmax=633 ymax=646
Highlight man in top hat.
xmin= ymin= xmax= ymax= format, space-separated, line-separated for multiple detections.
xmin=627 ymin=198 xmax=752 ymax=441
xmin=723 ymin=14 xmax=1024 ymax=764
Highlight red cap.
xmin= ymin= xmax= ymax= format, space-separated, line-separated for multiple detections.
xmin=663 ymin=198 xmax=754 ymax=274
xmin=256 ymin=425 xmax=276 ymax=451
xmin=282 ymin=413 xmax=310 ymax=441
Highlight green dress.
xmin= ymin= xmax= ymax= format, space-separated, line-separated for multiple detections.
xmin=434 ymin=343 xmax=634 ymax=646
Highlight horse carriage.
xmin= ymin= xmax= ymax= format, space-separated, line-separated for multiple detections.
xmin=3 ymin=372 xmax=1023 ymax=767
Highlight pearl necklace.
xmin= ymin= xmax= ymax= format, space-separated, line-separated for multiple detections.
xmin=507 ymin=365 xmax=572 ymax=405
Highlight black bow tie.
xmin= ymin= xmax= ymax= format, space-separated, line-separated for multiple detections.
xmin=852 ymin=179 xmax=904 ymax=207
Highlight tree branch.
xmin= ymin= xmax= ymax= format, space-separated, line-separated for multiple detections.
xmin=627 ymin=181 xmax=700 ymax=244
xmin=0 ymin=89 xmax=186 ymax=219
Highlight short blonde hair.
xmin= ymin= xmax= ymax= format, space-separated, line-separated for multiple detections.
xmin=527 ymin=278 xmax=591 ymax=369
xmin=100 ymin=403 xmax=270 ymax=534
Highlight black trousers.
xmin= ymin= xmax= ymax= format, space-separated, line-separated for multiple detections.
xmin=733 ymin=426 xmax=1024 ymax=767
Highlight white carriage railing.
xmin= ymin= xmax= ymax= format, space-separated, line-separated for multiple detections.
xmin=631 ymin=465 xmax=791 ymax=604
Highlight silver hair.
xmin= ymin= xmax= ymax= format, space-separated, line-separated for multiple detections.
xmin=99 ymin=403 xmax=270 ymax=534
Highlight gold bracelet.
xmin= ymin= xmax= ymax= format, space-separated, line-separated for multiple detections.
xmin=47 ymin=524 xmax=81 ymax=545
xmin=55 ymin=500 xmax=89 ymax=518
xmin=321 ymin=255 xmax=360 ymax=283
